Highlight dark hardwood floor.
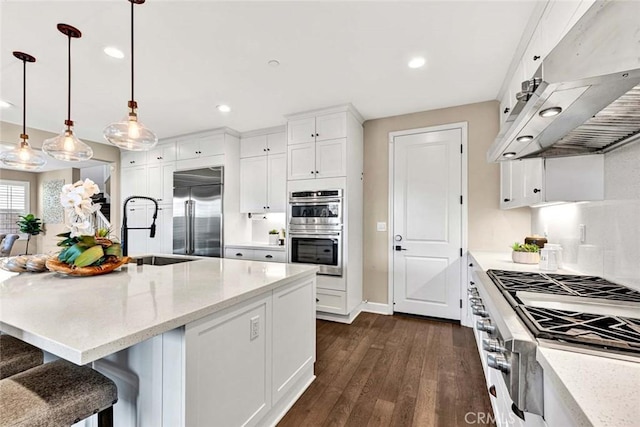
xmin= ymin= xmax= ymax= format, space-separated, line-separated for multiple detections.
xmin=278 ymin=312 xmax=496 ymax=427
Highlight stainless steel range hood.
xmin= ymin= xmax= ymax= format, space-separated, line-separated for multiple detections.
xmin=488 ymin=1 xmax=640 ymax=162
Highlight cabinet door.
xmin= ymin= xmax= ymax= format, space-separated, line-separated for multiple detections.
xmin=147 ymin=164 xmax=163 ymax=202
xmin=287 ymin=117 xmax=315 ymax=145
xmin=185 ymin=294 xmax=271 ymax=427
xmin=241 ymin=135 xmax=268 ymax=158
xmin=177 ymin=140 xmax=201 ymax=160
xmin=522 ymin=29 xmax=543 ymax=79
xmin=522 ymin=158 xmax=544 ymax=205
xmin=198 ymin=134 xmax=225 ymax=157
xmin=121 ymin=166 xmax=148 ymax=202
xmin=267 ymin=153 xmax=286 ymax=212
xmin=511 ymin=160 xmax=526 ymax=207
xmin=124 ymin=206 xmax=148 ymax=255
xmin=315 ymin=138 xmax=347 ymax=178
xmin=315 ymin=112 xmax=347 ymax=141
xmin=266 ymin=132 xmax=286 ymax=154
xmin=147 ymin=143 xmax=175 ymax=165
xmin=499 ymin=90 xmax=513 ymax=130
xmin=121 ymin=150 xmax=147 ymax=168
xmin=500 ymin=162 xmax=513 ymax=209
xmin=161 ymin=163 xmax=176 ymax=204
xmin=287 ymin=142 xmax=316 ymax=180
xmin=539 ymin=0 xmax=582 ymax=55
xmin=147 ymin=146 xmax=165 ymax=165
xmin=272 ymin=278 xmax=315 ymax=404
xmin=253 ymin=250 xmax=286 ymax=263
xmin=240 ymin=157 xmax=268 ymax=213
xmin=157 ymin=206 xmax=173 ymax=254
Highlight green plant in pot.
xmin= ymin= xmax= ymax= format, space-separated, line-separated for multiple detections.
xmin=268 ymin=229 xmax=279 ymax=245
xmin=16 ymin=213 xmax=42 ymax=255
xmin=511 ymin=242 xmax=540 ymax=264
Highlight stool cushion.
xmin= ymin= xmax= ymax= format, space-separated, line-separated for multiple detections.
xmin=0 ymin=359 xmax=117 ymax=427
xmin=0 ymin=335 xmax=44 ymax=380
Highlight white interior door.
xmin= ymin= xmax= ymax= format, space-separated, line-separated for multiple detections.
xmin=392 ymin=128 xmax=463 ymax=320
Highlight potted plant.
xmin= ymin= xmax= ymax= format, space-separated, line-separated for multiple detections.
xmin=511 ymin=242 xmax=540 ymax=264
xmin=16 ymin=213 xmax=42 ymax=255
xmin=268 ymin=229 xmax=279 ymax=245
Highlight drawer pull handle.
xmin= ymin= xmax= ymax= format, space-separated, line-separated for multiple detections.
xmin=265 ymin=255 xmax=273 ymax=259
xmin=316 ymin=298 xmax=320 ymax=302
xmin=489 ymin=385 xmax=496 ymax=397
xmin=236 ymin=253 xmax=243 ymax=257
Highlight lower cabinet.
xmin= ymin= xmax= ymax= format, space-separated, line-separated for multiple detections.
xmin=224 ymin=246 xmax=286 ymax=263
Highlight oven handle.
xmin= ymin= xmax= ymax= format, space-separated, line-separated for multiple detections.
xmin=289 ymin=233 xmax=341 ymax=238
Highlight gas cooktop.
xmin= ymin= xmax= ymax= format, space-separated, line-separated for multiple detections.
xmin=486 ymin=270 xmax=640 ymax=355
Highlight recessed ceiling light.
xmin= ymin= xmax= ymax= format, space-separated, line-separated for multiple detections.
xmin=217 ymin=104 xmax=231 ymax=113
xmin=268 ymin=59 xmax=280 ymax=67
xmin=103 ymin=46 xmax=124 ymax=59
xmin=503 ymin=152 xmax=517 ymax=158
xmin=0 ymin=100 xmax=13 ymax=108
xmin=408 ymin=57 xmax=426 ymax=69
xmin=539 ymin=107 xmax=562 ymax=118
xmin=516 ymin=135 xmax=533 ymax=143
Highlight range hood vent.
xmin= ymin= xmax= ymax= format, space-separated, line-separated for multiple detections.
xmin=488 ymin=1 xmax=640 ymax=162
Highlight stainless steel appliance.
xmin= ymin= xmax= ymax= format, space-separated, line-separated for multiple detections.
xmin=288 ymin=189 xmax=343 ymax=276
xmin=488 ymin=1 xmax=640 ymax=161
xmin=289 ymin=189 xmax=342 ymax=226
xmin=173 ymin=167 xmax=223 ymax=257
xmin=469 ymin=268 xmax=640 ymax=420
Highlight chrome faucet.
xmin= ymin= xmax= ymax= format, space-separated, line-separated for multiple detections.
xmin=121 ymin=196 xmax=158 ymax=257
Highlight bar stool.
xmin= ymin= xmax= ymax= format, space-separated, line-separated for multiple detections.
xmin=0 ymin=334 xmax=43 ymax=379
xmin=0 ymin=359 xmax=118 ymax=427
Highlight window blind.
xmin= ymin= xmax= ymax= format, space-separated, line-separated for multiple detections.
xmin=0 ymin=180 xmax=30 ymax=234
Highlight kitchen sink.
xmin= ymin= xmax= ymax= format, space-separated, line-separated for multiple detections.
xmin=130 ymin=256 xmax=197 ymax=266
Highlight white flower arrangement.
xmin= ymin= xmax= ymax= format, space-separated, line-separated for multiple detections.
xmin=60 ymin=178 xmax=102 ymax=237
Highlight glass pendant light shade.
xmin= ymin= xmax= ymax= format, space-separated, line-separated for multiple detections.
xmin=0 ymin=51 xmax=47 ymax=170
xmin=104 ymin=110 xmax=157 ymax=151
xmin=42 ymin=127 xmax=93 ymax=161
xmin=0 ymin=139 xmax=47 ymax=170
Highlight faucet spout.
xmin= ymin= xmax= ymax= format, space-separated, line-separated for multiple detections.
xmin=121 ymin=195 xmax=159 ymax=257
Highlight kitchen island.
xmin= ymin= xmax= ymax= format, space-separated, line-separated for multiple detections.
xmin=0 ymin=257 xmax=318 ymax=427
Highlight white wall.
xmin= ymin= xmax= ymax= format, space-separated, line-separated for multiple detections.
xmin=531 ymin=141 xmax=640 ymax=290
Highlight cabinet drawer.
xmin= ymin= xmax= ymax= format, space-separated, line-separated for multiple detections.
xmin=316 ymin=289 xmax=346 ymax=314
xmin=253 ymin=249 xmax=286 ymax=263
xmin=224 ymin=248 xmax=255 ymax=259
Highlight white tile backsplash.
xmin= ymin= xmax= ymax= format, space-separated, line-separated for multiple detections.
xmin=531 ymin=141 xmax=640 ymax=291
xmin=249 ymin=213 xmax=285 ymax=244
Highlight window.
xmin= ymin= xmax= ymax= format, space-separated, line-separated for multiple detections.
xmin=0 ymin=180 xmax=30 ymax=235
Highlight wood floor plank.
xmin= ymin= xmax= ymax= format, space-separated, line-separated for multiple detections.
xmin=279 ymin=313 xmax=495 ymax=427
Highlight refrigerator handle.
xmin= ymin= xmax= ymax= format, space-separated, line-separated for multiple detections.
xmin=190 ymin=200 xmax=196 ymax=254
xmin=185 ymin=200 xmax=192 ymax=255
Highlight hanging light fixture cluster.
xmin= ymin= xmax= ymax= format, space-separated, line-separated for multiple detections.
xmin=103 ymin=0 xmax=157 ymax=151
xmin=0 ymin=0 xmax=155 ymax=171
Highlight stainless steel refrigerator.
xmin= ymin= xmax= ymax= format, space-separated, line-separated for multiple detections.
xmin=173 ymin=167 xmax=223 ymax=257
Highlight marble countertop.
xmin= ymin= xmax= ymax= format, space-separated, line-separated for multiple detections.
xmin=469 ymin=251 xmax=639 ymax=426
xmin=0 ymin=257 xmax=317 ymax=365
xmin=225 ymin=242 xmax=286 ymax=251
xmin=537 ymin=347 xmax=640 ymax=426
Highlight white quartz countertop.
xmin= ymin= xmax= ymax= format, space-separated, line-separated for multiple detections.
xmin=537 ymin=347 xmax=640 ymax=427
xmin=225 ymin=242 xmax=286 ymax=251
xmin=469 ymin=251 xmax=579 ymax=275
xmin=0 ymin=257 xmax=317 ymax=365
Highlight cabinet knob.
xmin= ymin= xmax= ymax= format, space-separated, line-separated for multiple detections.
xmin=315 ymin=133 xmax=319 ymax=137
xmin=315 ymin=170 xmax=319 ymax=174
xmin=267 ymin=148 xmax=270 ymax=151
xmin=533 ymin=188 xmax=541 ymax=194
xmin=503 ymin=198 xmax=510 ymax=202
xmin=267 ymin=206 xmax=270 ymax=209
xmin=311 ymin=171 xmax=314 ymax=174
xmin=263 ymin=206 xmax=266 ymax=209
xmin=263 ymin=148 xmax=267 ymax=152
xmin=533 ymin=55 xmax=540 ymax=61
xmin=311 ymin=134 xmax=314 ymax=137
xmin=157 ymin=199 xmax=163 ymax=202
xmin=130 ymin=160 xmax=135 ymax=164
xmin=503 ymin=107 xmax=510 ymax=114
xmin=469 ymin=263 xmax=474 ymax=267
xmin=316 ymin=298 xmax=320 ymax=302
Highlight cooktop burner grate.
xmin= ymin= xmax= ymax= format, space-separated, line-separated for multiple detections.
xmin=487 ymin=270 xmax=640 ymax=303
xmin=517 ymin=306 xmax=640 ymax=353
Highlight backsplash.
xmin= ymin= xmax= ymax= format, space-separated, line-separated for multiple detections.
xmin=249 ymin=213 xmax=286 ymax=244
xmin=531 ymin=141 xmax=640 ymax=290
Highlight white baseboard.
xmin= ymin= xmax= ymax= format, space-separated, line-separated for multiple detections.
xmin=361 ymin=301 xmax=393 ymax=315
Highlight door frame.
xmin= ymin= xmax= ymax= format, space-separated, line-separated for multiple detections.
xmin=387 ymin=122 xmax=468 ymax=319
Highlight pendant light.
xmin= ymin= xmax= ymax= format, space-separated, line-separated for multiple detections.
xmin=0 ymin=52 xmax=47 ymax=170
xmin=103 ymin=0 xmax=157 ymax=151
xmin=42 ymin=24 xmax=93 ymax=162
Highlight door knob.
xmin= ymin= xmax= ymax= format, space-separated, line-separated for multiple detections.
xmin=394 ymin=235 xmax=403 ymax=241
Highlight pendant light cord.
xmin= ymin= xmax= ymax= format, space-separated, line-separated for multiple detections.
xmin=22 ymin=59 xmax=26 ymax=137
xmin=67 ymin=34 xmax=72 ymax=126
xmin=131 ymin=0 xmax=135 ymax=105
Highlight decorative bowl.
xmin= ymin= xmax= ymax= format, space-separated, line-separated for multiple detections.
xmin=512 ymin=251 xmax=540 ymax=264
xmin=45 ymin=257 xmax=130 ymax=276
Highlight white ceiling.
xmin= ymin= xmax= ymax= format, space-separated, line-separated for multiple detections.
xmin=0 ymin=1 xmax=537 ymax=145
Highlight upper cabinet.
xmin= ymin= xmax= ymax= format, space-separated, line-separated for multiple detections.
xmin=286 ymin=106 xmax=361 ymax=181
xmin=500 ymin=154 xmax=603 ymax=209
xmin=239 ymin=128 xmax=287 ymax=213
xmin=177 ymin=134 xmax=225 ymax=160
xmin=288 ymin=112 xmax=347 ymax=145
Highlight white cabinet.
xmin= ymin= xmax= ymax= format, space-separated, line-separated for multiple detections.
xmin=177 ymin=134 xmax=225 ymax=160
xmin=287 ymin=139 xmax=347 ymax=181
xmin=224 ymin=246 xmax=286 ymax=263
xmin=147 ymin=163 xmax=175 ymax=204
xmin=147 ymin=143 xmax=176 ymax=165
xmin=121 ymin=150 xmax=147 ymax=168
xmin=500 ymin=155 xmax=603 ymax=209
xmin=240 ymin=130 xmax=287 ymax=213
xmin=225 ymin=248 xmax=254 ymax=260
xmin=315 ymin=289 xmax=347 ymax=315
xmin=288 ymin=112 xmax=346 ymax=145
xmin=121 ymin=166 xmax=147 ymax=202
xmin=148 ymin=206 xmax=172 ymax=254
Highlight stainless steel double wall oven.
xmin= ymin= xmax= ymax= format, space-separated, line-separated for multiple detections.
xmin=288 ymin=189 xmax=343 ymax=276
